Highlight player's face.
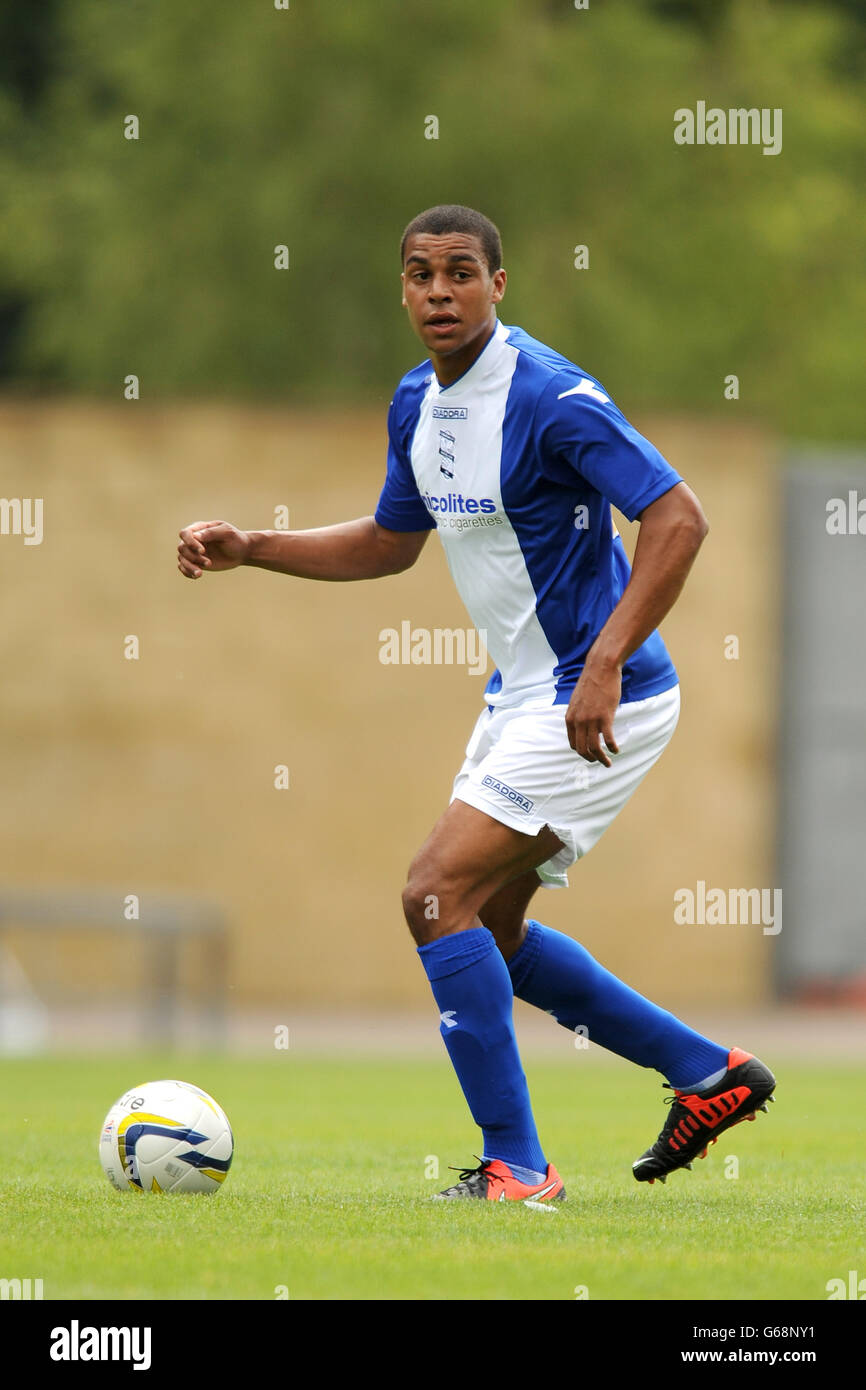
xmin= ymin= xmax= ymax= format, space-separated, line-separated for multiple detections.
xmin=401 ymin=232 xmax=507 ymax=385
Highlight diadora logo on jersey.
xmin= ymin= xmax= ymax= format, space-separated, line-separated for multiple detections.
xmin=440 ymin=1010 xmax=458 ymax=1029
xmin=557 ymin=378 xmax=610 ymax=405
xmin=481 ymin=775 xmax=534 ymax=813
xmin=422 ymin=491 xmax=497 ymax=515
xmin=438 ymin=428 xmax=455 ymax=479
xmin=432 ymin=406 xmax=468 ymax=420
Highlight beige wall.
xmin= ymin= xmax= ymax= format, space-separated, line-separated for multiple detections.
xmin=0 ymin=402 xmax=779 ymax=1009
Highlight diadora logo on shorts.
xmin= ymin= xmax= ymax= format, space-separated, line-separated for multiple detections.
xmin=432 ymin=406 xmax=468 ymax=420
xmin=481 ymin=775 xmax=534 ymax=814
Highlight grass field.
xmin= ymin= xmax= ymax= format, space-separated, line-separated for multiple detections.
xmin=1 ymin=1054 xmax=863 ymax=1302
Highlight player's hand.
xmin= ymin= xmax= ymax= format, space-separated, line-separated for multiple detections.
xmin=565 ymin=657 xmax=622 ymax=767
xmin=177 ymin=520 xmax=251 ymax=579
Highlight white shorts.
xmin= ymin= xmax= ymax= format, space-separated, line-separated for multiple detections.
xmin=450 ymin=684 xmax=680 ymax=888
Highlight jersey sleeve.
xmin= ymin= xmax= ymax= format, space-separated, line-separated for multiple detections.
xmin=374 ymin=397 xmax=436 ymax=533
xmin=535 ymin=372 xmax=682 ymax=521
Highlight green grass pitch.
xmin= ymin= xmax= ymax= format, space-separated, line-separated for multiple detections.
xmin=1 ymin=1055 xmax=863 ymax=1301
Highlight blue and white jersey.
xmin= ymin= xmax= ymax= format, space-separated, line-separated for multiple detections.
xmin=374 ymin=319 xmax=681 ymax=709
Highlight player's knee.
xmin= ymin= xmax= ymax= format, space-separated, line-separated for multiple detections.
xmin=402 ymin=872 xmax=441 ymax=944
xmin=401 ymin=853 xmax=463 ymax=944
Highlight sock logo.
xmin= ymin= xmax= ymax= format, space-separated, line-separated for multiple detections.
xmin=439 ymin=1010 xmax=458 ymax=1029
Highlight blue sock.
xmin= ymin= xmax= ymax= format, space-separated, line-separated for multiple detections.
xmin=507 ymin=921 xmax=729 ymax=1091
xmin=418 ymin=927 xmax=547 ymax=1177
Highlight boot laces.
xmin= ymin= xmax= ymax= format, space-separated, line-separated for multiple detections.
xmin=439 ymin=1156 xmax=493 ymax=1195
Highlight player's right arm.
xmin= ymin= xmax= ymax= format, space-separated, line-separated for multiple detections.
xmin=180 ymin=385 xmax=435 ymax=582
xmin=176 ymin=516 xmax=429 ymax=582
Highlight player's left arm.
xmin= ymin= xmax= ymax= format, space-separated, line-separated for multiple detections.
xmin=566 ymin=480 xmax=708 ymax=765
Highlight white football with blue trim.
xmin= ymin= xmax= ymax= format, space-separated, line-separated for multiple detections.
xmin=98 ymin=1079 xmax=233 ymax=1194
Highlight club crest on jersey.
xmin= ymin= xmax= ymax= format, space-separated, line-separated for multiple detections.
xmin=438 ymin=428 xmax=456 ymax=479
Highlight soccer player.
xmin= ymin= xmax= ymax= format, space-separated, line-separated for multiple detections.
xmin=177 ymin=204 xmax=775 ymax=1202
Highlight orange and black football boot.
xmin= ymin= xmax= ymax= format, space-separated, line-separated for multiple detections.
xmin=433 ymin=1157 xmax=566 ymax=1203
xmin=633 ymin=1047 xmax=776 ymax=1184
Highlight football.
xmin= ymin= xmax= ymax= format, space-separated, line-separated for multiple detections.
xmin=98 ymin=1079 xmax=233 ymax=1195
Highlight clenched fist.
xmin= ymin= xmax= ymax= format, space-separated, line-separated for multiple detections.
xmin=177 ymin=520 xmax=251 ymax=579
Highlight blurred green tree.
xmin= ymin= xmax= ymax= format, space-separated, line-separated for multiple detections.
xmin=0 ymin=0 xmax=863 ymax=439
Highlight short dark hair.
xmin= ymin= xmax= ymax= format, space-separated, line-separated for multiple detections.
xmin=400 ymin=205 xmax=502 ymax=275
